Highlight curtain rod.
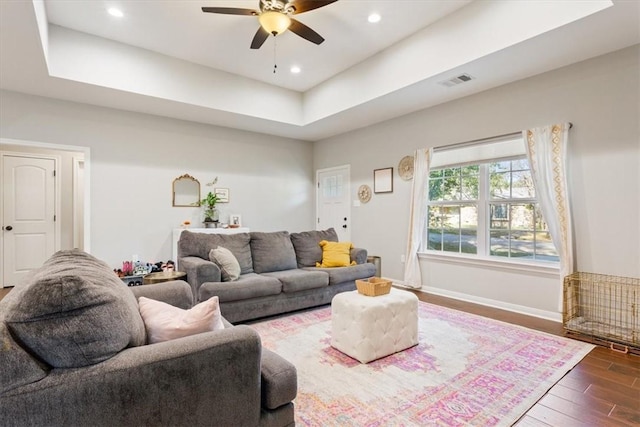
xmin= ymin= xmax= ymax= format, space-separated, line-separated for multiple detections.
xmin=432 ymin=122 xmax=573 ymax=153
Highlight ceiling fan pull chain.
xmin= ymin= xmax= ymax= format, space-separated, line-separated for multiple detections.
xmin=273 ymin=36 xmax=278 ymax=74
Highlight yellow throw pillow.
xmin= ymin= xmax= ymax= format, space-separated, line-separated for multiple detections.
xmin=316 ymin=240 xmax=357 ymax=268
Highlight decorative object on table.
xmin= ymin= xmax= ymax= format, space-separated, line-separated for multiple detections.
xmin=201 ymin=191 xmax=219 ymax=227
xmin=357 ymin=184 xmax=372 ymax=203
xmin=373 ymin=167 xmax=393 ymax=193
xmin=214 ymin=188 xmax=229 ymax=203
xmin=181 ymin=220 xmax=191 ymax=229
xmin=133 ymin=260 xmax=149 ymax=276
xmin=355 ymin=277 xmax=392 ymax=296
xmin=172 ymin=174 xmax=200 ymax=207
xmin=115 ymin=259 xmax=166 ymax=286
xmin=229 ymin=214 xmax=242 ymax=227
xmin=398 ymin=155 xmax=415 ymax=181
xmin=122 ymin=261 xmax=133 ymax=276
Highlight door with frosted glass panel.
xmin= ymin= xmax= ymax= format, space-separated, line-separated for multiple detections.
xmin=316 ymin=165 xmax=350 ymax=242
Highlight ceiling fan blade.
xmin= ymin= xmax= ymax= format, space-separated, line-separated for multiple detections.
xmin=290 ymin=0 xmax=338 ymax=15
xmin=201 ymin=7 xmax=257 ymax=16
xmin=250 ymin=26 xmax=270 ymax=49
xmin=288 ymin=18 xmax=324 ymax=45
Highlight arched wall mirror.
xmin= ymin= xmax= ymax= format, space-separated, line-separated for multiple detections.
xmin=173 ymin=174 xmax=200 ymax=207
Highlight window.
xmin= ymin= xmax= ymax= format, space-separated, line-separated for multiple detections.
xmin=427 ymin=156 xmax=558 ymax=263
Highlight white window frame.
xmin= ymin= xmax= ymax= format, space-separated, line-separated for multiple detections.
xmin=420 ymin=137 xmax=560 ymax=275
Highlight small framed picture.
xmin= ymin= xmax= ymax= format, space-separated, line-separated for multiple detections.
xmin=214 ymin=188 xmax=229 ymax=203
xmin=229 ymin=214 xmax=242 ymax=227
xmin=374 ymin=167 xmax=393 ymax=193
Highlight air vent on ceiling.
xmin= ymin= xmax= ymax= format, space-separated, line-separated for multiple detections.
xmin=439 ymin=73 xmax=475 ymax=87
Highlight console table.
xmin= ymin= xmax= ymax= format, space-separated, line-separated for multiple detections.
xmin=172 ymin=227 xmax=250 ymax=268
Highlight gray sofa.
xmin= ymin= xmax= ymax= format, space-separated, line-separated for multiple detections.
xmin=178 ymin=228 xmax=377 ymax=323
xmin=0 ymin=250 xmax=297 ymax=427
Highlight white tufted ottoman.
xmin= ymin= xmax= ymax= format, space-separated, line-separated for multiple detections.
xmin=331 ymin=288 xmax=419 ymax=363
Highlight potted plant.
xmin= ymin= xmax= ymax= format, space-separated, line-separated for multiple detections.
xmin=201 ymin=191 xmax=219 ymax=227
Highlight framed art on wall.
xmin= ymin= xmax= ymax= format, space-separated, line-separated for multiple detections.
xmin=214 ymin=188 xmax=229 ymax=203
xmin=374 ymin=167 xmax=393 ymax=193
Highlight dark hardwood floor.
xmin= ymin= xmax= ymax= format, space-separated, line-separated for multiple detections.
xmin=1 ymin=286 xmax=638 ymax=425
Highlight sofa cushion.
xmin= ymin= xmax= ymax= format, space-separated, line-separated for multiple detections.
xmin=304 ymin=263 xmax=377 ymax=286
xmin=199 ymin=273 xmax=282 ymax=303
xmin=138 ymin=296 xmax=224 ymax=344
xmin=263 ymin=269 xmax=329 ymax=293
xmin=250 ymin=231 xmax=297 ymax=274
xmin=290 ymin=228 xmax=339 ymax=268
xmin=179 ymin=231 xmax=254 ymax=274
xmin=4 ymin=250 xmax=146 ymax=368
xmin=209 ymin=246 xmax=241 ymax=281
xmin=317 ymin=240 xmax=356 ymax=268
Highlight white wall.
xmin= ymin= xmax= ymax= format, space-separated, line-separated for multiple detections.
xmin=314 ymin=45 xmax=640 ymax=318
xmin=0 ymin=91 xmax=315 ymax=267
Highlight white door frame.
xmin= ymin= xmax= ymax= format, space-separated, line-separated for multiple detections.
xmin=0 ymin=138 xmax=91 ymax=252
xmin=315 ymin=164 xmax=351 ymax=239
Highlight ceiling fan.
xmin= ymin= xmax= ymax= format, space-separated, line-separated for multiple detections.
xmin=202 ymin=0 xmax=338 ymax=49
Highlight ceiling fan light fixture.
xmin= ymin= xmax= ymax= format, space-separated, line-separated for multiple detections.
xmin=259 ymin=11 xmax=291 ymax=35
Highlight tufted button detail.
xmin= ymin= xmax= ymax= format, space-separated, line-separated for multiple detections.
xmin=330 ymin=289 xmax=419 ymax=363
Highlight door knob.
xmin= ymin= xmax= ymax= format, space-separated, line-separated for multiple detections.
xmin=343 ymin=217 xmax=347 ymax=221
xmin=342 ymin=225 xmax=347 ymax=229
xmin=4 ymin=225 xmax=12 ymax=231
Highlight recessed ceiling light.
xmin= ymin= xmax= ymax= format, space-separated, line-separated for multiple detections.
xmin=108 ymin=8 xmax=124 ymax=18
xmin=368 ymin=13 xmax=381 ymax=23
xmin=290 ymin=66 xmax=301 ymax=74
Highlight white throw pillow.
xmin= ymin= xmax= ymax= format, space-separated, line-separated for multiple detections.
xmin=209 ymin=246 xmax=241 ymax=282
xmin=138 ymin=296 xmax=225 ymax=344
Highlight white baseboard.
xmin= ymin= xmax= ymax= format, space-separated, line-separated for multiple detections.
xmin=389 ymin=278 xmax=562 ymax=323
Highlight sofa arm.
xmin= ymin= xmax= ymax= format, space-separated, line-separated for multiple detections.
xmin=130 ymin=280 xmax=193 ymax=309
xmin=261 ymin=348 xmax=297 ymax=410
xmin=179 ymin=256 xmax=221 ymax=299
xmin=351 ymin=247 xmax=368 ymax=264
xmin=1 ymin=326 xmax=263 ymax=427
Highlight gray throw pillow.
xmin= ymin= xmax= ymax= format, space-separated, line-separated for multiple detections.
xmin=209 ymin=246 xmax=241 ymax=282
xmin=4 ymin=250 xmax=146 ymax=368
xmin=179 ymin=231 xmax=253 ymax=274
xmin=290 ymin=228 xmax=339 ymax=268
xmin=250 ymin=231 xmax=297 ymax=274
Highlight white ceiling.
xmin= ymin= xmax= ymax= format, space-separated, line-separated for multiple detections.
xmin=1 ymin=0 xmax=638 ymax=141
xmin=44 ymin=0 xmax=471 ymax=92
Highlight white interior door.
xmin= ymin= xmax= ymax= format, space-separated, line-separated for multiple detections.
xmin=2 ymin=154 xmax=57 ymax=287
xmin=316 ymin=165 xmax=351 ymax=241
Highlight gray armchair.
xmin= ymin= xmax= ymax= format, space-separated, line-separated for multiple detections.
xmin=0 ymin=250 xmax=296 ymax=427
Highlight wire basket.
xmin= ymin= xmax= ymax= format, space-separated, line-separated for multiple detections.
xmin=356 ymin=277 xmax=392 ymax=296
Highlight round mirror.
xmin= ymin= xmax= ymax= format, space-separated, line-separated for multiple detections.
xmin=173 ymin=174 xmax=200 ymax=207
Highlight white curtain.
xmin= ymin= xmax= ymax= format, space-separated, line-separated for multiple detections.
xmin=403 ymin=148 xmax=432 ymax=289
xmin=524 ymin=123 xmax=574 ymax=282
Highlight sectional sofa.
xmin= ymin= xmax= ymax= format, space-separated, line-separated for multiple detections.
xmin=178 ymin=228 xmax=376 ymax=323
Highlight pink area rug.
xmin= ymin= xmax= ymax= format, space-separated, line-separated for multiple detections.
xmin=250 ymin=299 xmax=594 ymax=426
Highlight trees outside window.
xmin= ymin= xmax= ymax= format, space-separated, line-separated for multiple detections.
xmin=427 ymin=157 xmax=558 ymax=263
